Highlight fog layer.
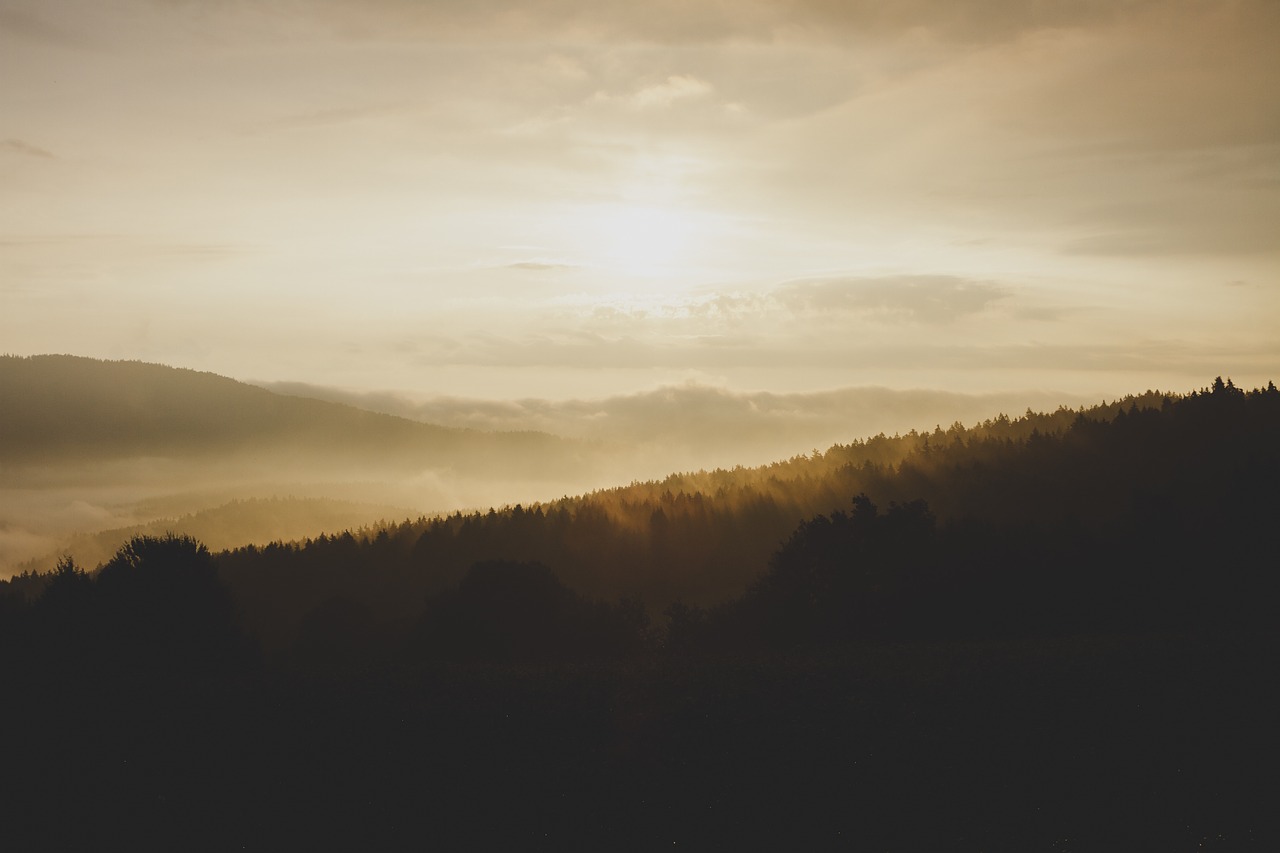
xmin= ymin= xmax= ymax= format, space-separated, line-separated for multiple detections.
xmin=259 ymin=380 xmax=1095 ymax=470
xmin=4 ymin=355 xmax=1100 ymax=576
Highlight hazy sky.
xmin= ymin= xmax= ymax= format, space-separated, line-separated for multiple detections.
xmin=3 ymin=0 xmax=1277 ymax=400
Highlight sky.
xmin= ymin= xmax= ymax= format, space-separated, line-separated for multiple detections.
xmin=2 ymin=0 xmax=1278 ymax=403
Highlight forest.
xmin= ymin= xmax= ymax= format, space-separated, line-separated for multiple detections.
xmin=1 ymin=378 xmax=1277 ymax=850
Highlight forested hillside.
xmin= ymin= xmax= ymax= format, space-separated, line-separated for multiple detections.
xmin=202 ymin=379 xmax=1273 ymax=654
xmin=2 ymin=378 xmax=1276 ymax=850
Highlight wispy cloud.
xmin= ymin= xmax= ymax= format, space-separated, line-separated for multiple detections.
xmin=630 ymin=75 xmax=713 ymax=108
xmin=505 ymin=261 xmax=581 ymax=271
xmin=245 ymin=103 xmax=405 ymax=134
xmin=300 ymin=0 xmax=1212 ymax=46
xmin=0 ymin=7 xmax=89 ymax=49
xmin=1061 ymin=223 xmax=1280 ymax=257
xmin=776 ymin=275 xmax=1010 ymax=323
xmin=1 ymin=138 xmax=54 ymax=159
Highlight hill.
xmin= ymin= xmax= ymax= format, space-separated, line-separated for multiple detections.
xmin=207 ymin=378 xmax=1278 ymax=654
xmin=0 ymin=354 xmax=593 ymax=479
xmin=0 ymin=354 xmax=614 ymax=575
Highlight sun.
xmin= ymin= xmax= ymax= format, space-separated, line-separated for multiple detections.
xmin=587 ymin=203 xmax=696 ymax=276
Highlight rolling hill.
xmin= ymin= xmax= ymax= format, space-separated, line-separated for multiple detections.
xmin=0 ymin=354 xmax=612 ymax=575
xmin=0 ymin=354 xmax=594 ymax=479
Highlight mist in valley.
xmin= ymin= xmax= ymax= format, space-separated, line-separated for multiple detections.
xmin=0 ymin=355 xmax=602 ymax=575
xmin=259 ymin=379 xmax=1094 ymax=473
xmin=1 ymin=355 xmax=1104 ymax=577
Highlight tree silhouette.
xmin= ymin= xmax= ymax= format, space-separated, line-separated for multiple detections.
xmin=94 ymin=533 xmax=246 ymax=674
xmin=417 ymin=559 xmax=653 ymax=663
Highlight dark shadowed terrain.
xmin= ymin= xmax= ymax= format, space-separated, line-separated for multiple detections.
xmin=2 ymin=378 xmax=1277 ymax=850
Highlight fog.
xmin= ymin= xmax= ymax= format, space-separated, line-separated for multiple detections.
xmin=0 ymin=451 xmax=626 ymax=577
xmin=3 ymin=356 xmax=1103 ymax=578
xmin=0 ymin=355 xmax=625 ymax=576
xmin=259 ymin=380 xmax=1096 ymax=471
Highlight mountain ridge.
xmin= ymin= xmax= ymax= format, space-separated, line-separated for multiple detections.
xmin=0 ymin=354 xmax=583 ymax=471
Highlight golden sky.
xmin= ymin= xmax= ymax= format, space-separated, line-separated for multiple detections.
xmin=2 ymin=0 xmax=1277 ymax=400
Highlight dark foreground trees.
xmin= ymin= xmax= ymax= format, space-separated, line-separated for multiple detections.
xmin=416 ymin=559 xmax=652 ymax=663
xmin=6 ymin=534 xmax=251 ymax=683
xmin=1 ymin=382 xmax=1278 ymax=850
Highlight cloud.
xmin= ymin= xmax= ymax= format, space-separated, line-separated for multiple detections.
xmin=253 ymin=379 xmax=1099 ymax=471
xmin=245 ymin=103 xmax=407 ymax=134
xmin=579 ymin=74 xmax=718 ymax=117
xmin=153 ymin=243 xmax=246 ymax=257
xmin=297 ymin=0 xmax=1215 ymax=47
xmin=0 ymin=7 xmax=89 ymax=49
xmin=630 ymin=75 xmax=713 ymax=108
xmin=1060 ymin=216 xmax=1280 ymax=258
xmin=505 ymin=261 xmax=581 ymax=271
xmin=777 ymin=0 xmax=1180 ymax=43
xmin=5 ymin=0 xmax=1275 ymax=406
xmin=1013 ymin=305 xmax=1075 ymax=322
xmin=1 ymin=138 xmax=54 ymax=159
xmin=329 ymin=321 xmax=1280 ymax=388
xmin=0 ymin=233 xmax=247 ymax=260
xmin=776 ymin=275 xmax=1010 ymax=323
xmin=0 ymin=526 xmax=56 ymax=572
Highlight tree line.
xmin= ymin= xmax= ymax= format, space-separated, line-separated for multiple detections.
xmin=3 ymin=377 xmax=1276 ymax=664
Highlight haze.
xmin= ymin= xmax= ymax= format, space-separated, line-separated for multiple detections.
xmin=3 ymin=0 xmax=1276 ymax=401
xmin=4 ymin=6 xmax=1278 ymax=843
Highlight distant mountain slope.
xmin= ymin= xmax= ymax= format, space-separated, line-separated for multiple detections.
xmin=0 ymin=355 xmax=616 ymax=576
xmin=0 ymin=354 xmax=593 ymax=479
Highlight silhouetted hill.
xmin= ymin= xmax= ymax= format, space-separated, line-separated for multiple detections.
xmin=0 ymin=354 xmax=593 ymax=480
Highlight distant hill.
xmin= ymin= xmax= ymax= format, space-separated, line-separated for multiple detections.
xmin=0 ymin=355 xmax=594 ymax=481
xmin=0 ymin=354 xmax=617 ymax=576
xmin=0 ymin=350 xmax=614 ymax=489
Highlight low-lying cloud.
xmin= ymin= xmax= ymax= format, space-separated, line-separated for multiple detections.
xmin=261 ymin=380 xmax=1095 ymax=471
xmin=777 ymin=275 xmax=1010 ymax=323
xmin=1 ymin=138 xmax=54 ymax=158
xmin=505 ymin=261 xmax=581 ymax=271
xmin=628 ymin=75 xmax=713 ymax=108
xmin=279 ymin=0 xmax=1245 ymax=47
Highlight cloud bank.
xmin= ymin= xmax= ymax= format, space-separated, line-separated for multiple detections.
xmin=261 ymin=380 xmax=1098 ymax=471
xmin=776 ymin=276 xmax=1010 ymax=323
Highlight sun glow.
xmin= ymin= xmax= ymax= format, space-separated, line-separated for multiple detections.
xmin=584 ymin=203 xmax=698 ymax=276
